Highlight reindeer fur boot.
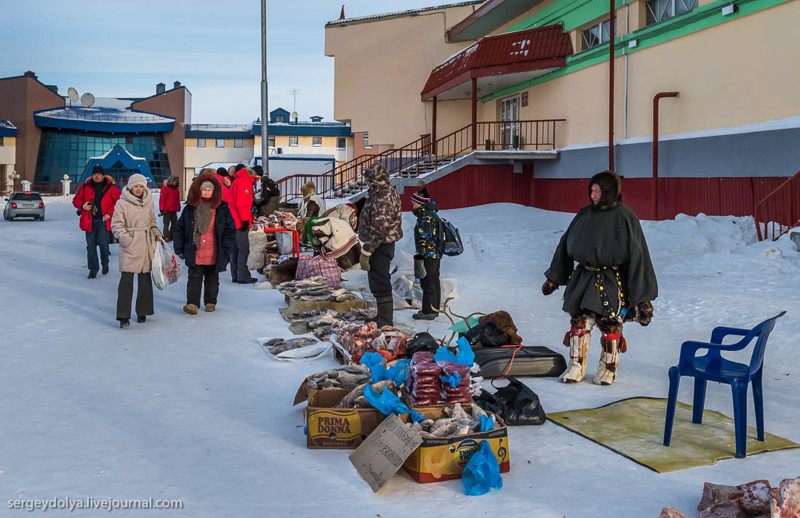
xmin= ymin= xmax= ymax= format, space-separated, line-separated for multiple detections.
xmin=593 ymin=332 xmax=622 ymax=385
xmin=561 ymin=326 xmax=591 ymax=383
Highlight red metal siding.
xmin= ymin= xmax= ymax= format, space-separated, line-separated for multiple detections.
xmin=401 ymin=164 xmax=788 ymax=222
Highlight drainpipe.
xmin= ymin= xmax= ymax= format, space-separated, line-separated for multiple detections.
xmin=471 ymin=78 xmax=477 ymax=151
xmin=432 ymin=96 xmax=437 ymax=156
xmin=608 ymin=0 xmax=616 ymax=170
xmin=653 ymin=91 xmax=679 ymax=220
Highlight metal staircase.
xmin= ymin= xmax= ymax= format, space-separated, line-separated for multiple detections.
xmin=275 ymin=119 xmax=565 ymax=204
xmin=755 ymin=169 xmax=800 ymax=241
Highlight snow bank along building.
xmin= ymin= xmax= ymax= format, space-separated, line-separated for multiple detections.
xmin=322 ymin=0 xmax=800 ymax=221
xmin=0 ymin=72 xmax=352 ymax=196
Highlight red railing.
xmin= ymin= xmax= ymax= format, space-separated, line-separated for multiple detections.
xmin=754 ymin=170 xmax=800 ymax=241
xmin=276 ymin=119 xmax=565 ymax=202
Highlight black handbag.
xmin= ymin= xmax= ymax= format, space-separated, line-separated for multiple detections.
xmin=463 ymin=320 xmax=510 ymax=348
xmin=406 ymin=332 xmax=440 ymax=357
xmin=474 ymin=376 xmax=547 ymax=425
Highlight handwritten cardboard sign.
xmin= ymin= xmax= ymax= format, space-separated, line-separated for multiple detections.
xmin=349 ymin=414 xmax=422 ymax=492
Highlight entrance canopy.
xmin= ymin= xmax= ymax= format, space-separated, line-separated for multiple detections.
xmin=80 ymin=144 xmax=153 ymax=185
xmin=421 ymin=25 xmax=572 ymax=101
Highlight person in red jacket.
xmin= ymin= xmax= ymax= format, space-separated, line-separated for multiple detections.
xmin=158 ymin=175 xmax=181 ymax=242
xmin=72 ymin=165 xmax=121 ymax=278
xmin=228 ymin=165 xmax=259 ymax=283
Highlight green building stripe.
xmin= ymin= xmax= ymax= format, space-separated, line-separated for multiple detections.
xmin=485 ymin=0 xmax=789 ymax=102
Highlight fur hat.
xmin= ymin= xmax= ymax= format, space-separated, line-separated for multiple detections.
xmin=216 ymin=167 xmax=228 ymax=177
xmin=127 ymin=173 xmax=148 ymax=188
xmin=188 ymin=173 xmax=222 ymax=208
xmin=300 ymin=181 xmax=317 ymax=197
xmin=589 ymin=170 xmax=624 ymax=210
xmin=411 ymin=188 xmax=431 ymax=205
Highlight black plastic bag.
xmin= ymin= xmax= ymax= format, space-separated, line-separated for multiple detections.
xmin=474 ymin=376 xmax=546 ymax=425
xmin=463 ymin=320 xmax=510 ymax=348
xmin=406 ymin=332 xmax=440 ymax=357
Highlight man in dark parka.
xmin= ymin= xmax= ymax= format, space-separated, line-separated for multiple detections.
xmin=542 ymin=170 xmax=658 ymax=385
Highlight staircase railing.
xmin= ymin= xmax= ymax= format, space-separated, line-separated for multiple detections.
xmin=754 ymin=170 xmax=800 ymax=241
xmin=275 ymin=119 xmax=565 ymax=202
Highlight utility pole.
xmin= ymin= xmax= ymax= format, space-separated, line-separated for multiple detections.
xmin=261 ymin=0 xmax=269 ymax=177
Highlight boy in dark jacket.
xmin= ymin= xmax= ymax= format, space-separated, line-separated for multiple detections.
xmin=410 ymin=188 xmax=441 ymax=320
xmin=174 ymin=173 xmax=236 ymax=314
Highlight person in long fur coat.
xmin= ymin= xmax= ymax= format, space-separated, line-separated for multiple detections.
xmin=542 ymin=170 xmax=658 ymax=385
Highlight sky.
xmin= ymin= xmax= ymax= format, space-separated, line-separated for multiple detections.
xmin=0 ymin=196 xmax=798 ymax=516
xmin=0 ymin=0 xmax=443 ymax=124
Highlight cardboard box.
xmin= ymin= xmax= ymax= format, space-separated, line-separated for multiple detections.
xmin=402 ymin=407 xmax=510 ymax=483
xmin=293 ymin=374 xmax=352 ymax=406
xmin=304 ymin=389 xmax=388 ymax=449
xmin=283 ymin=294 xmax=366 ymax=314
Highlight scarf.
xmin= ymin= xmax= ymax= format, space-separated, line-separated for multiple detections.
xmin=193 ymin=200 xmax=213 ymax=249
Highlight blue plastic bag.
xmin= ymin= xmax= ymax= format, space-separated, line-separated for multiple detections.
xmin=360 ymin=351 xmax=387 ymax=383
xmin=363 ymin=384 xmax=423 ymax=423
xmin=386 ymin=359 xmax=410 ymax=387
xmin=433 ymin=337 xmax=475 ymax=367
xmin=462 ymin=441 xmax=503 ymax=496
xmin=479 ymin=414 xmax=494 ymax=432
xmin=440 ymin=371 xmax=462 ymax=389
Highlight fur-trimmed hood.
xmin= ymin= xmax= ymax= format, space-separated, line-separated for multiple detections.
xmin=187 ymin=173 xmax=223 ymax=208
xmin=589 ymin=170 xmax=624 ymax=211
xmin=300 ymin=181 xmax=316 ymax=197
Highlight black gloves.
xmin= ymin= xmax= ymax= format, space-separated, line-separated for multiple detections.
xmin=240 ymin=221 xmax=250 ymax=231
xmin=635 ymin=301 xmax=653 ymax=326
xmin=541 ymin=280 xmax=558 ymax=296
xmin=414 ymin=260 xmax=426 ymax=280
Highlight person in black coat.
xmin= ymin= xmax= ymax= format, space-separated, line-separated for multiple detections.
xmin=542 ymin=170 xmax=658 ymax=385
xmin=174 ymin=173 xmax=236 ymax=314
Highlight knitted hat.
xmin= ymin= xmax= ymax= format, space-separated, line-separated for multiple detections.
xmin=410 ymin=188 xmax=431 ymax=205
xmin=200 ymin=181 xmax=214 ymax=191
xmin=92 ymin=165 xmax=105 ymax=175
xmin=127 ymin=173 xmax=148 ymax=188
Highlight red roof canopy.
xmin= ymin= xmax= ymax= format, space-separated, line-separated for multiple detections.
xmin=421 ymin=25 xmax=573 ymax=101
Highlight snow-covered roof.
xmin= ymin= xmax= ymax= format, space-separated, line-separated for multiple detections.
xmin=35 ymin=97 xmax=174 ymax=125
xmin=326 ymin=1 xmax=484 ymax=26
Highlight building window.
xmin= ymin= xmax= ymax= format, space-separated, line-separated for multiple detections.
xmin=337 ymin=138 xmax=346 ymax=149
xmin=234 ymin=138 xmax=243 ymax=148
xmin=216 ymin=139 xmax=225 ymax=148
xmin=267 ymin=137 xmax=275 ymax=147
xmin=275 ymin=115 xmax=286 ymax=122
xmin=312 ymin=137 xmax=322 ymax=146
xmin=582 ymin=18 xmax=615 ymax=51
xmin=289 ymin=137 xmax=299 ymax=147
xmin=197 ymin=138 xmax=206 ymax=148
xmin=0 ymin=136 xmax=4 ymax=146
xmin=646 ymin=0 xmax=697 ymax=26
xmin=363 ymin=134 xmax=372 ymax=149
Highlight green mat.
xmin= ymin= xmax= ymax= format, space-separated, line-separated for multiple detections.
xmin=547 ymin=397 xmax=800 ymax=473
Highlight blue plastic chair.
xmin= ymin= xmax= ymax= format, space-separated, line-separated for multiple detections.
xmin=663 ymin=311 xmax=785 ymax=458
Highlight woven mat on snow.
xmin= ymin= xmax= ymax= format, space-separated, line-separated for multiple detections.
xmin=547 ymin=397 xmax=799 ymax=473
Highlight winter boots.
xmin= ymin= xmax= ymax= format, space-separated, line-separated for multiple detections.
xmin=593 ymin=332 xmax=624 ymax=385
xmin=560 ymin=325 xmax=592 ymax=383
xmin=375 ymin=296 xmax=394 ymax=328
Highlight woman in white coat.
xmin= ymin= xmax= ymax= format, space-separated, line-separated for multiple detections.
xmin=111 ymin=174 xmax=162 ymax=328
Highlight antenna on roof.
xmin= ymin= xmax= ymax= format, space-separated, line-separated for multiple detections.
xmin=80 ymin=92 xmax=95 ymax=108
xmin=67 ymin=87 xmax=79 ymax=106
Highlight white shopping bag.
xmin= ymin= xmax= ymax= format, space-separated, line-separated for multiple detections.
xmin=152 ymin=240 xmax=182 ymax=290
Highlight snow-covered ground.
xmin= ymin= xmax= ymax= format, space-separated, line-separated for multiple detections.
xmin=0 ymin=195 xmax=798 ymax=517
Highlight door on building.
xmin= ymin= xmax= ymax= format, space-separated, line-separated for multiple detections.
xmin=500 ymin=95 xmax=520 ymax=150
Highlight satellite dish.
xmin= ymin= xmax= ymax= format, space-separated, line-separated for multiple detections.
xmin=291 ymin=111 xmax=298 ymax=121
xmin=67 ymin=87 xmax=79 ymax=103
xmin=80 ymin=92 xmax=95 ymax=108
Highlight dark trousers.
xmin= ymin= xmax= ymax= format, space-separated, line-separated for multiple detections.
xmin=187 ymin=265 xmax=220 ymax=306
xmin=86 ymin=218 xmax=110 ymax=274
xmin=162 ymin=212 xmax=178 ymax=241
xmin=229 ymin=243 xmax=238 ymax=281
xmin=116 ymin=272 xmax=154 ymax=320
xmin=420 ymin=257 xmax=441 ymax=314
xmin=235 ymin=228 xmax=253 ymax=282
xmin=367 ymin=242 xmax=395 ymax=301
